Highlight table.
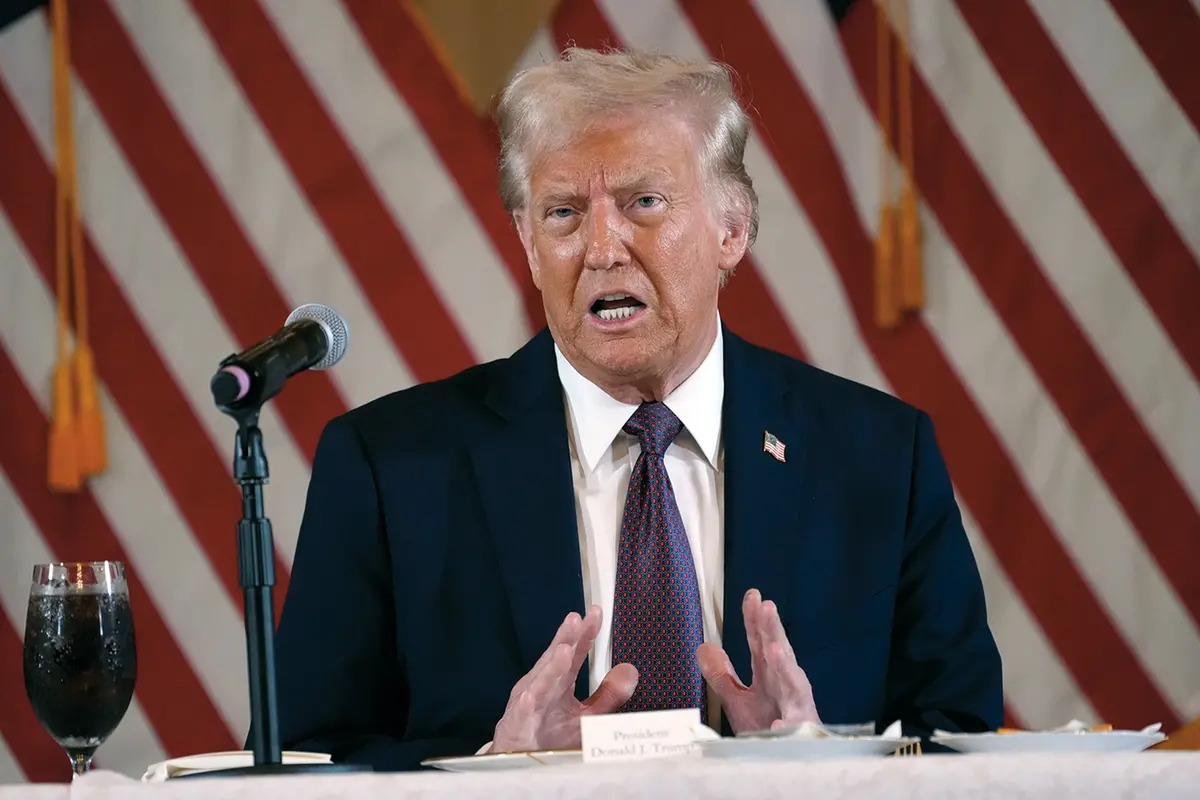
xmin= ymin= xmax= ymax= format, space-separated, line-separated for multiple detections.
xmin=4 ymin=752 xmax=1200 ymax=799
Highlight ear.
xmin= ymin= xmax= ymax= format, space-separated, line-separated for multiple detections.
xmin=514 ymin=210 xmax=542 ymax=289
xmin=717 ymin=206 xmax=751 ymax=274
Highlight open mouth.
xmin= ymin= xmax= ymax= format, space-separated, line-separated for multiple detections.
xmin=589 ymin=293 xmax=646 ymax=322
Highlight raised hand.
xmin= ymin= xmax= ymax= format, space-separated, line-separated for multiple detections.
xmin=490 ymin=605 xmax=639 ymax=753
xmin=697 ymin=589 xmax=820 ymax=733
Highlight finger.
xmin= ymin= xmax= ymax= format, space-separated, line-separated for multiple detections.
xmin=525 ymin=642 xmax=575 ymax=711
xmin=761 ymin=601 xmax=795 ymax=662
xmin=769 ymin=642 xmax=819 ymax=724
xmin=756 ymin=601 xmax=794 ymax=699
xmin=697 ymin=641 xmax=747 ymax=700
xmin=582 ymin=663 xmax=639 ymax=715
xmin=743 ymin=589 xmax=769 ymax=683
xmin=513 ymin=611 xmax=585 ymax=700
xmin=524 ymin=612 xmax=581 ymax=677
xmin=567 ymin=605 xmax=603 ymax=679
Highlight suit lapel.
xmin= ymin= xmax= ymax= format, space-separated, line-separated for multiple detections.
xmin=720 ymin=329 xmax=812 ymax=692
xmin=469 ymin=330 xmax=591 ymax=700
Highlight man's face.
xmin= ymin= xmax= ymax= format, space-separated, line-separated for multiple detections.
xmin=517 ymin=112 xmax=748 ymax=395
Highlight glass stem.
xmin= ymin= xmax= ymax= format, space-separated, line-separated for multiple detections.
xmin=70 ymin=752 xmax=93 ymax=777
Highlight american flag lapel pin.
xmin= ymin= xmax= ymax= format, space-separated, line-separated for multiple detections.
xmin=763 ymin=431 xmax=786 ymax=463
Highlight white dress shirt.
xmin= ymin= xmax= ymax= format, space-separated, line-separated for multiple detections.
xmin=554 ymin=322 xmax=726 ymax=722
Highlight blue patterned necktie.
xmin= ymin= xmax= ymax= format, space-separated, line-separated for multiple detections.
xmin=610 ymin=402 xmax=708 ymax=724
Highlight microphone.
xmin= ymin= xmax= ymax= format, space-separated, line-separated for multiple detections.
xmin=211 ymin=303 xmax=349 ymax=410
xmin=197 ymin=304 xmax=372 ymax=780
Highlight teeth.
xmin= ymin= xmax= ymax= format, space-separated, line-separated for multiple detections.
xmin=596 ymin=305 xmax=639 ymax=321
xmin=601 ymin=293 xmax=631 ymax=301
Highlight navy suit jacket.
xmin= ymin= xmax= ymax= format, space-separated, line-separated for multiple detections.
xmin=269 ymin=325 xmax=1003 ymax=770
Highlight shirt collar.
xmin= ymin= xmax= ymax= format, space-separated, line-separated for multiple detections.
xmin=554 ymin=320 xmax=724 ymax=475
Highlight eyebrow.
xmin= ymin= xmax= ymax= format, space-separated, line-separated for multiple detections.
xmin=534 ymin=169 xmax=678 ymax=207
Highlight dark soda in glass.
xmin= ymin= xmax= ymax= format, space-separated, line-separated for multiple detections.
xmin=23 ymin=562 xmax=137 ymax=774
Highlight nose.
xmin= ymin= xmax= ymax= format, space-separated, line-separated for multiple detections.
xmin=582 ymin=199 xmax=632 ymax=271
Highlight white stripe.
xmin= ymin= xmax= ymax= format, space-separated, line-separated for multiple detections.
xmin=960 ymin=505 xmax=1099 ymax=728
xmin=595 ymin=0 xmax=889 ymax=394
xmin=108 ymin=0 xmax=418 ymax=409
xmin=0 ymin=468 xmax=166 ymax=780
xmin=753 ymin=0 xmax=1200 ymax=716
xmin=0 ymin=735 xmax=20 ymax=785
xmin=1027 ymin=0 xmax=1200 ymax=265
xmin=907 ymin=0 xmax=1200 ymax=512
xmin=0 ymin=167 xmax=247 ymax=742
xmin=0 ymin=12 xmax=310 ymax=566
xmin=603 ymin=0 xmax=1100 ymax=725
xmin=513 ymin=27 xmax=559 ymax=76
xmin=261 ymin=0 xmax=532 ymax=364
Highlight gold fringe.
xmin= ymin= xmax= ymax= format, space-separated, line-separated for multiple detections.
xmin=874 ymin=0 xmax=923 ymax=330
xmin=895 ymin=0 xmax=923 ymax=311
xmin=48 ymin=0 xmax=105 ymax=492
xmin=874 ymin=0 xmax=900 ymax=329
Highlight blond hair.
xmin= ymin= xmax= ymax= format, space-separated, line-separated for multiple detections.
xmin=492 ymin=47 xmax=758 ymax=249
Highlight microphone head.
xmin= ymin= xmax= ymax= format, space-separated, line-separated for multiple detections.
xmin=285 ymin=303 xmax=349 ymax=370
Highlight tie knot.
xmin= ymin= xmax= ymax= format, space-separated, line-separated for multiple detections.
xmin=623 ymin=402 xmax=682 ymax=457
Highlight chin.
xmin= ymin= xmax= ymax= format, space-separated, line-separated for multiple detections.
xmin=583 ymin=337 xmax=658 ymax=378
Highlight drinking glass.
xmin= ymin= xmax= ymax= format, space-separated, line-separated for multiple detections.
xmin=22 ymin=561 xmax=138 ymax=776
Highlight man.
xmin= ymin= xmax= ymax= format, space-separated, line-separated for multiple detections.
xmin=270 ymin=47 xmax=1003 ymax=770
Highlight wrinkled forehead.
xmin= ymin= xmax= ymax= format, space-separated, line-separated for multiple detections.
xmin=526 ymin=111 xmax=705 ymax=203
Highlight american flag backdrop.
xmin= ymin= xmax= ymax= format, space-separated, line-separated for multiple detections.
xmin=1 ymin=0 xmax=1198 ymax=783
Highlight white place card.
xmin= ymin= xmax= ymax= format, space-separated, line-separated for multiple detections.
xmin=580 ymin=708 xmax=708 ymax=764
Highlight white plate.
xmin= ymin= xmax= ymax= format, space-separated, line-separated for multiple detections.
xmin=421 ymin=749 xmax=583 ymax=772
xmin=143 ymin=750 xmax=332 ymax=781
xmin=699 ymin=735 xmax=919 ymax=761
xmin=931 ymin=730 xmax=1167 ymax=754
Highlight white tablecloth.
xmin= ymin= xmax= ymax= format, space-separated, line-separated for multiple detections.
xmin=5 ymin=753 xmax=1200 ymax=799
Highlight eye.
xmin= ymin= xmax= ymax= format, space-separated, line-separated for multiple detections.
xmin=630 ymin=195 xmax=663 ymax=211
xmin=548 ymin=207 xmax=575 ymax=219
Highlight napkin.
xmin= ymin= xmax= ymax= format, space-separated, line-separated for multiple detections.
xmin=141 ymin=750 xmax=333 ymax=781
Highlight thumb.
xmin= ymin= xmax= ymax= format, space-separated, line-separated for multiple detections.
xmin=582 ymin=663 xmax=639 ymax=715
xmin=697 ymin=642 xmax=746 ymax=701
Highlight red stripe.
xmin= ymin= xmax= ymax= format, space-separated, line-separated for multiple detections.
xmin=552 ymin=1 xmax=809 ymax=362
xmin=1108 ymin=0 xmax=1200 ymax=135
xmin=73 ymin=0 xmax=341 ymax=461
xmin=958 ymin=0 xmax=1200 ymax=618
xmin=681 ymin=0 xmax=1179 ymax=729
xmin=0 ymin=82 xmax=289 ymax=625
xmin=188 ymin=0 xmax=478 ymax=383
xmin=338 ymin=0 xmax=546 ymax=338
xmin=963 ymin=0 xmax=1200 ymax=383
xmin=0 ymin=607 xmax=66 ymax=782
xmin=0 ymin=347 xmax=238 ymax=758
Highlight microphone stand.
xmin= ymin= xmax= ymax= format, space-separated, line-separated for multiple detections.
xmin=178 ymin=397 xmax=371 ymax=779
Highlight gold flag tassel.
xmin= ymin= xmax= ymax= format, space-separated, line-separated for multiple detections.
xmin=895 ymin=0 xmax=923 ymax=312
xmin=874 ymin=0 xmax=900 ymax=329
xmin=48 ymin=0 xmax=79 ymax=492
xmin=48 ymin=0 xmax=106 ymax=493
